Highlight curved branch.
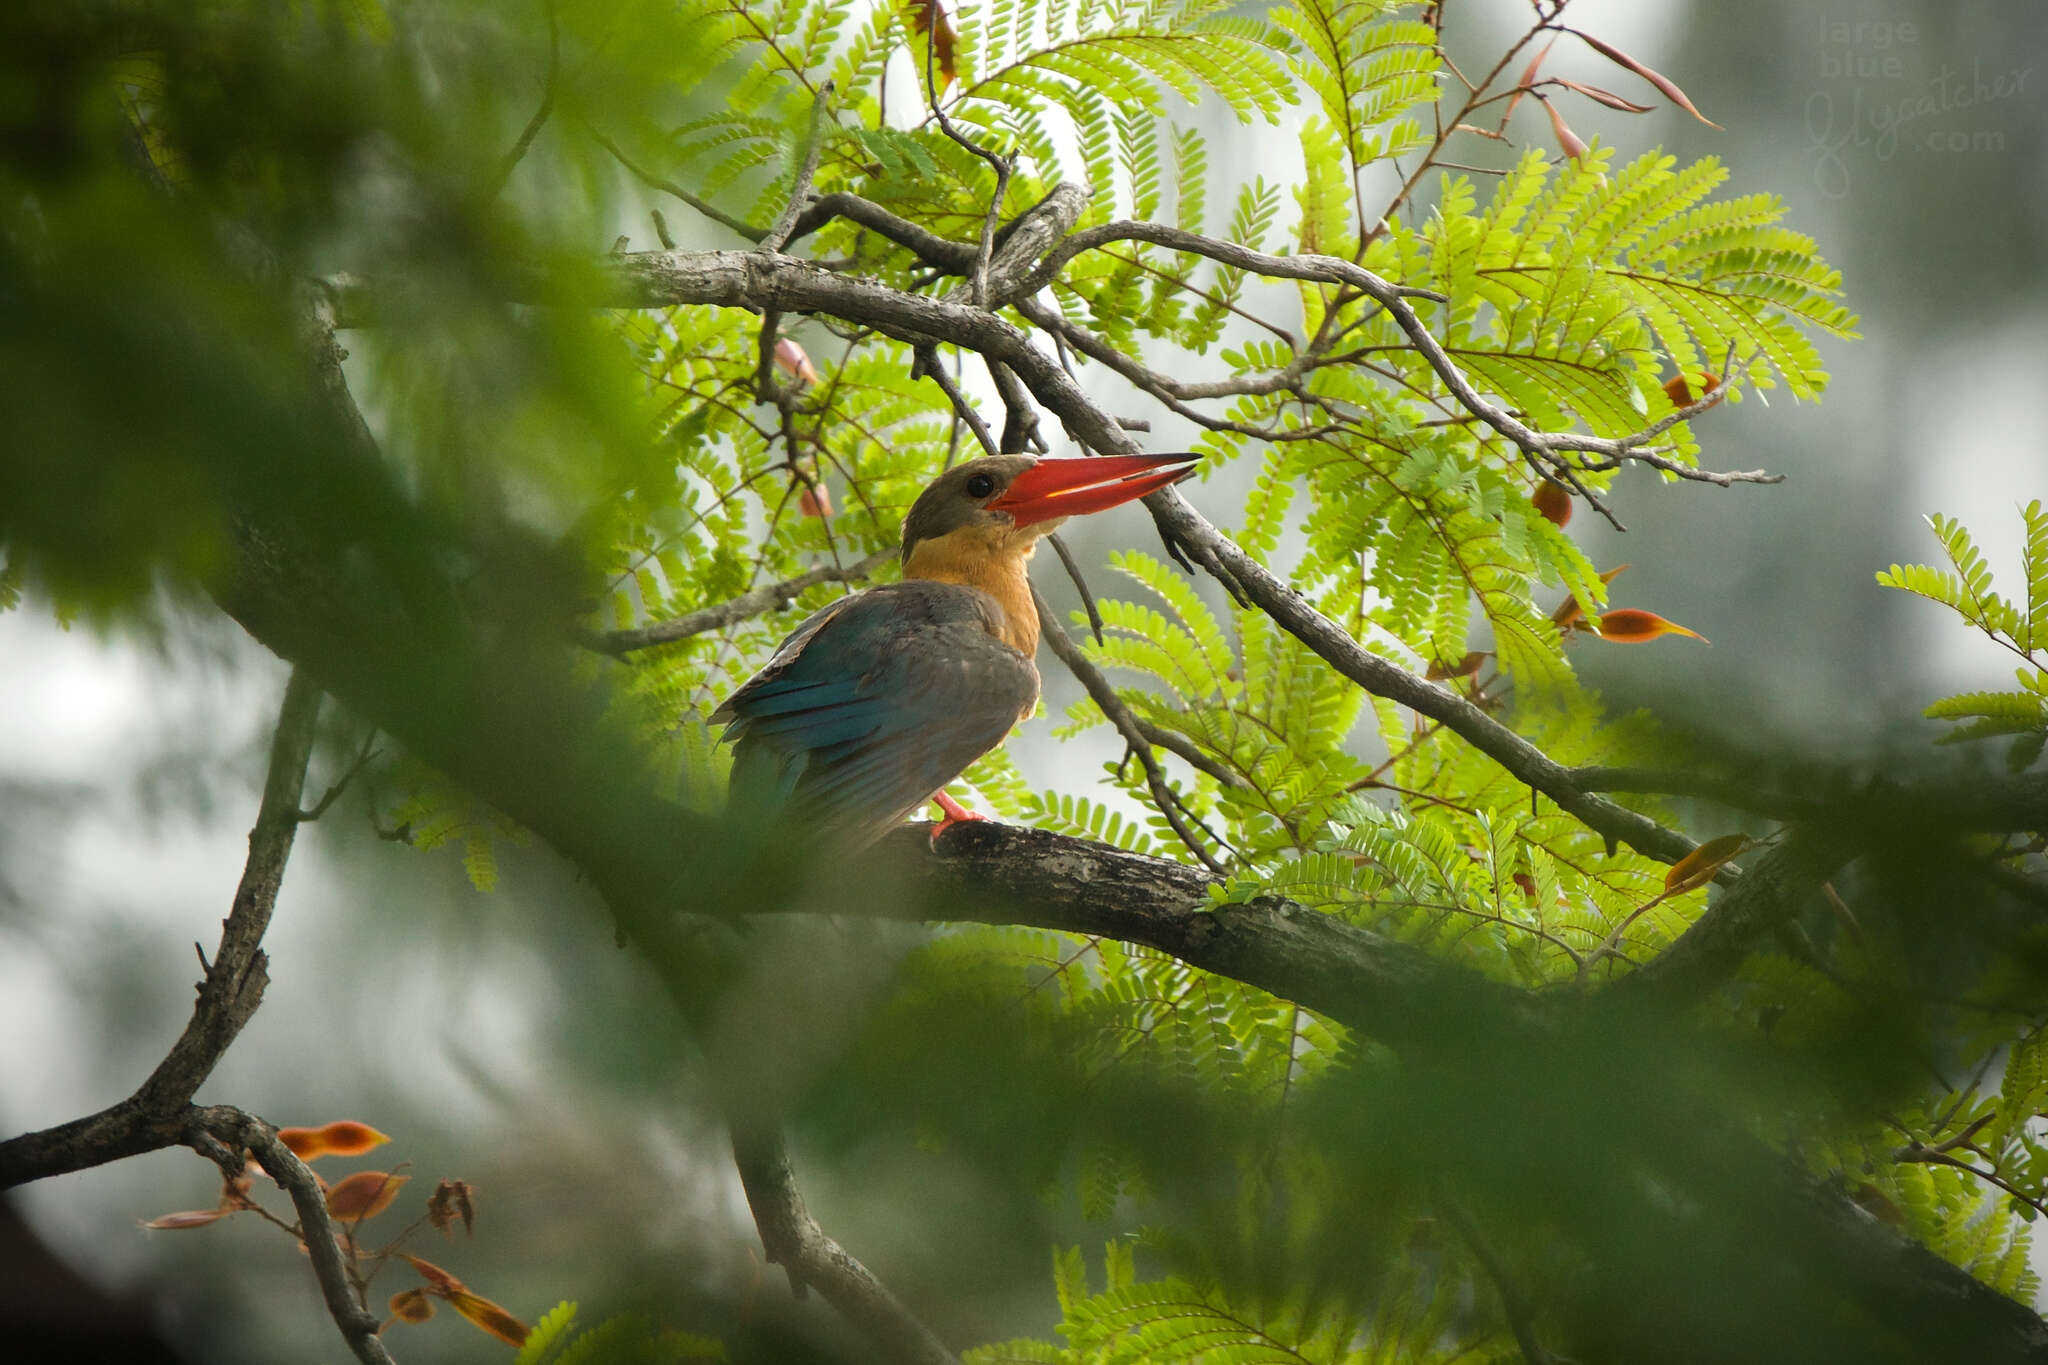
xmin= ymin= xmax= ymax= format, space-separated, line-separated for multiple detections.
xmin=591 ymin=549 xmax=894 ymax=656
xmin=1034 ymin=586 xmax=1229 ymax=872
xmin=731 ymin=1124 xmax=960 ymax=1365
xmin=1011 ymin=219 xmax=1756 ymax=480
xmin=0 ymin=670 xmax=322 ymax=1188
xmin=192 ymin=1106 xmax=396 ymax=1365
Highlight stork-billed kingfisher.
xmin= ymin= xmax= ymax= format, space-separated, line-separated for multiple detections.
xmin=714 ymin=451 xmax=1197 ymax=848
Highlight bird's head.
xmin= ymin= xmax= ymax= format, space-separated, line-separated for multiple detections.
xmin=899 ymin=452 xmax=1198 ymax=570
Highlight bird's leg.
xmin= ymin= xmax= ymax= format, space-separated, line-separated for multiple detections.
xmin=930 ymin=790 xmax=987 ymax=844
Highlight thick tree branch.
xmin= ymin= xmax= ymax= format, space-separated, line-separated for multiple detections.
xmin=0 ymin=670 xmax=322 ymax=1188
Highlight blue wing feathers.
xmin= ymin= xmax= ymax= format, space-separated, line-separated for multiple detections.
xmin=715 ymin=581 xmax=1038 ymax=846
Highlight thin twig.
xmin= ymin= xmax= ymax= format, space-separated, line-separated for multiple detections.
xmin=1132 ymin=718 xmax=1247 ymax=790
xmin=481 ymin=0 xmax=560 ymax=202
xmin=913 ymin=344 xmax=999 ymax=457
xmin=922 ymin=35 xmax=1009 ymax=304
xmin=591 ymin=551 xmax=894 ymax=655
xmin=986 ymin=358 xmax=1045 ymax=453
xmin=1045 ymin=532 xmax=1105 ymax=644
xmin=759 ymin=82 xmax=835 ymax=254
xmin=298 ymin=726 xmax=379 ymax=822
xmin=1034 ymin=587 xmax=1229 ymax=873
xmin=592 ymin=127 xmax=765 ymax=240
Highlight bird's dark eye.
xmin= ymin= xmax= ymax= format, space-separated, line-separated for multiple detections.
xmin=966 ymin=472 xmax=997 ymax=499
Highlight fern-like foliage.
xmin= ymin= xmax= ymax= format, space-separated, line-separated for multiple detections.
xmin=514 ymin=1302 xmax=727 ymax=1365
xmin=967 ymin=1238 xmax=1487 ymax=1364
xmin=1879 ymin=503 xmax=2048 ymax=768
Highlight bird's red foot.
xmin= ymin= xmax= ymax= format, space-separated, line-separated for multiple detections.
xmin=930 ymin=791 xmax=988 ymax=844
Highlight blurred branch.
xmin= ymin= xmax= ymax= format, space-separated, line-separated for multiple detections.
xmin=480 ymin=0 xmax=560 ymax=203
xmin=757 ymin=82 xmax=833 ymax=255
xmin=589 ymin=549 xmax=894 ymax=656
xmin=730 ymin=1124 xmax=961 ymax=1365
xmin=191 ymin=1106 xmax=396 ymax=1365
xmin=591 ymin=128 xmax=765 ymax=241
xmin=297 ymin=725 xmax=378 ymax=822
xmin=1572 ymin=765 xmax=1824 ymax=821
xmin=0 ymin=670 xmax=322 ymax=1188
xmin=1439 ymin=1195 xmax=1569 ymax=1365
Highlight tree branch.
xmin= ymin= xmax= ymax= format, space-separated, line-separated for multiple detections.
xmin=758 ymin=82 xmax=834 ymax=255
xmin=1034 ymin=586 xmax=1228 ymax=872
xmin=480 ymin=0 xmax=560 ymax=203
xmin=0 ymin=670 xmax=322 ymax=1188
xmin=191 ymin=1106 xmax=396 ymax=1365
xmin=590 ymin=549 xmax=894 ymax=655
xmin=730 ymin=1124 xmax=961 ymax=1365
xmin=592 ymin=128 xmax=766 ymax=241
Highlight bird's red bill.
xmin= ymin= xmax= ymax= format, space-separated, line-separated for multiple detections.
xmin=987 ymin=452 xmax=1199 ymax=526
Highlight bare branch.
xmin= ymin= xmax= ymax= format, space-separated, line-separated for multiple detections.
xmin=786 ymin=191 xmax=976 ymax=267
xmin=590 ymin=549 xmax=894 ymax=656
xmin=730 ymin=1124 xmax=961 ymax=1365
xmin=1044 ymin=531 xmax=1104 ymax=643
xmin=592 ymin=128 xmax=765 ymax=241
xmin=481 ymin=0 xmax=560 ymax=203
xmin=1035 ymin=587 xmax=1229 ymax=873
xmin=986 ymin=358 xmax=1044 ymax=454
xmin=759 ymin=82 xmax=834 ymax=255
xmin=0 ymin=670 xmax=322 ymax=1187
xmin=913 ymin=344 xmax=999 ymax=457
xmin=1440 ymin=1194 xmax=1568 ymax=1365
xmin=975 ymin=181 xmax=1091 ymax=303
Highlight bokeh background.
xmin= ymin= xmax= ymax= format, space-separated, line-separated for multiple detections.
xmin=4 ymin=0 xmax=2045 ymax=1359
